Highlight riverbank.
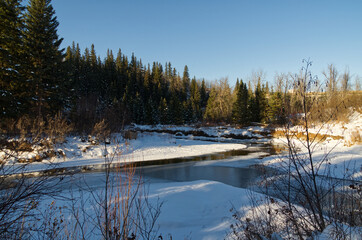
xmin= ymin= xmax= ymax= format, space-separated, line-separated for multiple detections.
xmin=4 ymin=131 xmax=254 ymax=173
xmin=2 ymin=114 xmax=361 ymax=239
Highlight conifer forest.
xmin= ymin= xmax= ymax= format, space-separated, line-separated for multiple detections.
xmin=1 ymin=0 xmax=299 ymax=132
xmin=2 ymin=0 xmax=361 ymax=134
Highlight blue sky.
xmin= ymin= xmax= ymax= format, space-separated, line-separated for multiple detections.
xmin=52 ymin=0 xmax=362 ymax=87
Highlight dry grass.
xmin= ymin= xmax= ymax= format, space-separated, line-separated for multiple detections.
xmin=344 ymin=130 xmax=362 ymax=147
xmin=308 ymin=91 xmax=362 ymax=124
xmin=271 ymin=129 xmax=344 ymax=142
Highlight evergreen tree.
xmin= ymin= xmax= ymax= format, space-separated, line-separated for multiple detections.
xmin=73 ymin=42 xmax=81 ymax=92
xmin=190 ymin=77 xmax=201 ymax=122
xmin=246 ymin=79 xmax=269 ymax=124
xmin=115 ymin=48 xmax=127 ymax=101
xmin=64 ymin=45 xmax=74 ymax=105
xmin=151 ymin=62 xmax=163 ymax=104
xmin=182 ymin=100 xmax=193 ymax=123
xmin=182 ymin=65 xmax=190 ymax=102
xmin=80 ymin=47 xmax=92 ymax=95
xmin=169 ymin=94 xmax=183 ymax=125
xmin=204 ymin=87 xmax=217 ymax=122
xmin=235 ymin=78 xmax=240 ymax=93
xmin=23 ymin=0 xmax=64 ymax=117
xmin=132 ymin=92 xmax=144 ymax=124
xmin=248 ymin=94 xmax=257 ymax=123
xmin=259 ymin=83 xmax=268 ymax=123
xmin=200 ymin=79 xmax=208 ymax=109
xmin=145 ymin=97 xmax=159 ymax=124
xmin=267 ymin=91 xmax=285 ymax=124
xmin=103 ymin=49 xmax=116 ymax=102
xmin=159 ymin=97 xmax=168 ymax=124
xmin=0 ymin=0 xmax=25 ymax=118
xmin=232 ymin=78 xmax=239 ymax=103
xmin=232 ymin=80 xmax=249 ymax=125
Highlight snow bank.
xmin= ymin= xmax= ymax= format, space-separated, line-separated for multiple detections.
xmin=267 ymin=112 xmax=362 ymax=180
xmin=9 ymin=132 xmax=248 ymax=173
xmin=275 ymin=111 xmax=362 ymax=146
xmin=133 ymin=124 xmax=269 ymax=139
xmin=145 ymin=180 xmax=252 ymax=239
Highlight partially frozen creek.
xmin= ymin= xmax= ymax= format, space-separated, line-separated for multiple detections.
xmin=66 ymin=142 xmax=275 ymax=191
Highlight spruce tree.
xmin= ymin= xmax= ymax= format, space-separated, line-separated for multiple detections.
xmin=259 ymin=83 xmax=268 ymax=123
xmin=200 ymin=79 xmax=208 ymax=109
xmin=232 ymin=80 xmax=249 ymax=125
xmin=204 ymin=87 xmax=217 ymax=122
xmin=159 ymin=97 xmax=168 ymax=124
xmin=23 ymin=0 xmax=64 ymax=117
xmin=0 ymin=0 xmax=24 ymax=118
xmin=268 ymin=91 xmax=285 ymax=124
xmin=169 ymin=95 xmax=183 ymax=125
xmin=182 ymin=65 xmax=190 ymax=102
xmin=115 ymin=48 xmax=127 ymax=101
xmin=103 ymin=49 xmax=116 ymax=102
xmin=249 ymin=94 xmax=259 ymax=123
xmin=190 ymin=77 xmax=201 ymax=122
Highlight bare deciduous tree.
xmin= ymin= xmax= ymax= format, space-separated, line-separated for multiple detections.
xmin=204 ymin=78 xmax=233 ymax=123
xmin=229 ymin=60 xmax=361 ymax=239
xmin=323 ymin=64 xmax=338 ymax=94
xmin=355 ymin=75 xmax=361 ymax=91
xmin=340 ymin=68 xmax=351 ymax=92
xmin=250 ymin=70 xmax=266 ymax=92
xmin=0 ymin=143 xmax=65 ymax=238
xmin=0 ymin=113 xmax=74 ymax=238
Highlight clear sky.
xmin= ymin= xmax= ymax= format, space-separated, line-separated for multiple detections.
xmin=52 ymin=0 xmax=362 ymax=87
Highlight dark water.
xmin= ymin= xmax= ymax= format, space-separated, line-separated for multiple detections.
xmin=15 ymin=142 xmax=276 ymax=192
xmin=136 ymin=162 xmax=265 ymax=188
xmin=127 ymin=148 xmax=252 ymax=168
xmin=103 ymin=142 xmax=275 ymax=189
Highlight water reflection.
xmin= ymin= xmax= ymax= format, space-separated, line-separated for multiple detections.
xmin=137 ymin=163 xmax=264 ymax=188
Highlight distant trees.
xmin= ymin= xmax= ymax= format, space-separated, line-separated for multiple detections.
xmin=64 ymin=45 xmax=212 ymax=129
xmin=340 ymin=68 xmax=351 ymax=93
xmin=229 ymin=60 xmax=362 ymax=240
xmin=190 ymin=77 xmax=202 ymax=122
xmin=204 ymin=78 xmax=233 ymax=122
xmin=4 ymin=0 xmax=286 ymax=128
xmin=356 ymin=75 xmax=361 ymax=91
xmin=1 ymin=0 xmax=360 ymax=130
xmin=323 ymin=64 xmax=338 ymax=95
xmin=232 ymin=80 xmax=249 ymax=125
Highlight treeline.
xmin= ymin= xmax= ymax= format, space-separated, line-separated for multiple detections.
xmin=64 ymin=44 xmax=210 ymax=130
xmin=0 ymin=0 xmax=283 ymax=133
xmin=64 ymin=44 xmax=286 ymax=129
xmin=1 ymin=0 xmax=360 ymax=134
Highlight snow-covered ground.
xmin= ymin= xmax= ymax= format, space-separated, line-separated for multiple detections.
xmin=9 ymin=132 xmax=249 ymax=173
xmin=136 ymin=180 xmax=250 ymax=239
xmin=2 ymin=113 xmax=362 ymax=239
xmin=143 ymin=111 xmax=362 ymax=239
xmin=133 ymin=124 xmax=269 ymax=139
xmin=265 ymin=112 xmax=362 ymax=180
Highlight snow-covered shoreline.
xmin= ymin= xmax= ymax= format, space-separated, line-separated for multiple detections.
xmin=6 ymin=132 xmax=251 ymax=173
xmin=3 ymin=113 xmax=361 ymax=180
xmin=2 ymin=114 xmax=361 ymax=239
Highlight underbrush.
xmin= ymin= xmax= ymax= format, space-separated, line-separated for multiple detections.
xmin=271 ymin=129 xmax=344 ymax=142
xmin=229 ymin=62 xmax=362 ymax=240
xmin=1 ymin=114 xmax=72 ymax=164
xmin=309 ymin=91 xmax=361 ymax=124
